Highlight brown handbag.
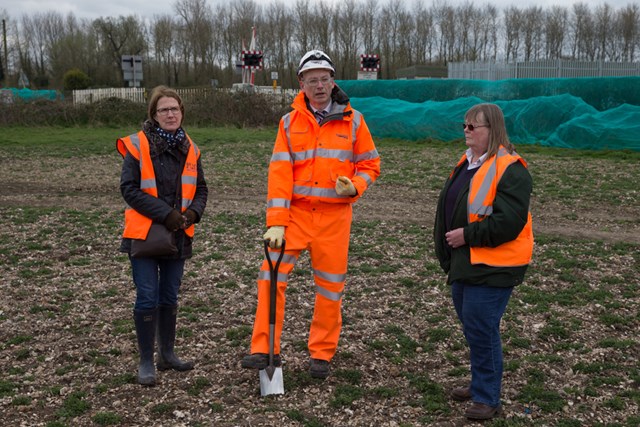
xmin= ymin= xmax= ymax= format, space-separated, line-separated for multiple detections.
xmin=130 ymin=223 xmax=178 ymax=258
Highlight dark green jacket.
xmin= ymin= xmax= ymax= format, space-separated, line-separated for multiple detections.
xmin=433 ymin=158 xmax=532 ymax=287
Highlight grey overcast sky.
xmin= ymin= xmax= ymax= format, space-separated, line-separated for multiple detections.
xmin=2 ymin=0 xmax=637 ymax=22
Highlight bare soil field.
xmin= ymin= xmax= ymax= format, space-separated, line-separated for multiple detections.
xmin=0 ymin=127 xmax=638 ymax=426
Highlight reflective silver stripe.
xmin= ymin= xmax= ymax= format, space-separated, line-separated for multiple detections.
xmin=129 ymin=133 xmax=141 ymax=151
xmin=267 ymin=252 xmax=297 ymax=266
xmin=258 ymin=270 xmax=289 ymax=283
xmin=271 ymin=151 xmax=292 ymax=162
xmin=315 ymin=285 xmax=343 ymax=301
xmin=468 ymin=148 xmax=509 ymax=216
xmin=354 ymin=148 xmax=379 ymax=162
xmin=267 ymin=198 xmax=291 ymax=208
xmin=182 ymin=175 xmax=197 ymax=186
xmin=351 ymin=110 xmax=361 ymax=143
xmin=181 ymin=199 xmax=192 ymax=209
xmin=140 ymin=178 xmax=156 ymax=189
xmin=294 ymin=148 xmax=353 ymax=162
xmin=355 ymin=171 xmax=373 ymax=185
xmin=314 ymin=269 xmax=346 ymax=283
xmin=316 ymin=148 xmax=352 ymax=161
xmin=283 ymin=113 xmax=292 ymax=154
xmin=129 ymin=132 xmax=158 ymax=191
xmin=293 ymin=185 xmax=340 ymax=198
xmin=292 ymin=149 xmax=315 ymax=162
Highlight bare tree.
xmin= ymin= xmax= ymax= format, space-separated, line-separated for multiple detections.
xmin=19 ymin=13 xmax=50 ymax=86
xmin=503 ymin=6 xmax=523 ymax=61
xmin=545 ymin=6 xmax=568 ymax=59
xmin=44 ymin=14 xmax=99 ymax=87
xmin=150 ymin=15 xmax=177 ymax=86
xmin=482 ymin=5 xmax=499 ymax=61
xmin=174 ymin=0 xmax=215 ymax=85
xmin=93 ymin=16 xmax=147 ymax=86
xmin=457 ymin=2 xmax=474 ymax=61
xmin=314 ymin=1 xmax=334 ymax=60
xmin=521 ymin=6 xmax=544 ymax=61
xmin=292 ymin=0 xmax=312 ymax=55
xmin=260 ymin=1 xmax=294 ymax=87
xmin=360 ymin=0 xmax=380 ymax=56
xmin=333 ymin=0 xmax=360 ymax=79
xmin=594 ymin=3 xmax=615 ymax=60
xmin=412 ymin=0 xmax=435 ymax=63
xmin=618 ymin=4 xmax=640 ymax=62
xmin=570 ymin=3 xmax=594 ymax=60
xmin=434 ymin=2 xmax=457 ymax=63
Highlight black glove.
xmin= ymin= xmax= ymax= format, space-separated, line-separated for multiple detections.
xmin=164 ymin=209 xmax=184 ymax=231
xmin=183 ymin=209 xmax=197 ymax=227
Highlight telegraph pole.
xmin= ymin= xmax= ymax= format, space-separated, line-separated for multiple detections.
xmin=2 ymin=19 xmax=7 ymax=87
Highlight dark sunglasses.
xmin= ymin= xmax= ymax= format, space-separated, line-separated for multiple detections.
xmin=462 ymin=123 xmax=490 ymax=131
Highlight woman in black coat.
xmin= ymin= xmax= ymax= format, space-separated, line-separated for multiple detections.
xmin=117 ymin=85 xmax=208 ymax=386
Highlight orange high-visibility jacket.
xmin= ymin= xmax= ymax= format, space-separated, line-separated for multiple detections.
xmin=266 ymin=91 xmax=381 ymax=226
xmin=455 ymin=146 xmax=533 ymax=267
xmin=117 ymin=131 xmax=200 ymax=239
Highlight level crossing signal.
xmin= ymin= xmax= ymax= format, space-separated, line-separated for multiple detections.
xmin=242 ymin=51 xmax=263 ymax=70
xmin=360 ymin=54 xmax=380 ymax=72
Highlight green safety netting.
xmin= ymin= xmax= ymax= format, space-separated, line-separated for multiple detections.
xmin=336 ymin=77 xmax=640 ymax=151
xmin=3 ymin=88 xmax=62 ymax=101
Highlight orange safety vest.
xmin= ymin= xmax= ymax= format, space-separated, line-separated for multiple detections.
xmin=455 ymin=146 xmax=533 ymax=267
xmin=116 ymin=131 xmax=200 ymax=239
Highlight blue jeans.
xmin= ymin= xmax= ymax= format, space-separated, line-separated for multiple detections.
xmin=451 ymin=281 xmax=513 ymax=408
xmin=130 ymin=256 xmax=185 ymax=310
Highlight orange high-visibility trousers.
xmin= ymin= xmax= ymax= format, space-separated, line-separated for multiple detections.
xmin=250 ymin=201 xmax=352 ymax=361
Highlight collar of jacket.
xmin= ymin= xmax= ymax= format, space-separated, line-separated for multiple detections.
xmin=143 ymin=119 xmax=190 ymax=158
xmin=299 ymin=84 xmax=353 ymax=120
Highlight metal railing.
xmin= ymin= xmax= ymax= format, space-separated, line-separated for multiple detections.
xmin=448 ymin=60 xmax=640 ymax=80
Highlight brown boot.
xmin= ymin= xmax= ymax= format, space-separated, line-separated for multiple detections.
xmin=450 ymin=386 xmax=472 ymax=401
xmin=464 ymin=402 xmax=502 ymax=420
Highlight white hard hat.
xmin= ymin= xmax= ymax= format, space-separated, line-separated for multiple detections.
xmin=297 ymin=50 xmax=335 ymax=76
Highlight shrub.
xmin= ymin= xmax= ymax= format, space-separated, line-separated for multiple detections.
xmin=63 ymin=69 xmax=91 ymax=91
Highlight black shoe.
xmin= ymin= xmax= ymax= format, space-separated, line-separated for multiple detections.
xmin=309 ymin=358 xmax=330 ymax=379
xmin=241 ymin=353 xmax=281 ymax=370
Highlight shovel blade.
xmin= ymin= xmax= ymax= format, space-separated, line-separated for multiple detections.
xmin=259 ymin=367 xmax=284 ymax=396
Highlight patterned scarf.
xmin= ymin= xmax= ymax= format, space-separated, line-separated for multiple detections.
xmin=143 ymin=120 xmax=189 ymax=157
xmin=155 ymin=126 xmax=186 ymax=150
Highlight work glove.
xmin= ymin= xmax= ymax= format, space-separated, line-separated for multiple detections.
xmin=164 ymin=209 xmax=185 ymax=231
xmin=263 ymin=226 xmax=285 ymax=248
xmin=183 ymin=209 xmax=198 ymax=227
xmin=335 ymin=176 xmax=357 ymax=197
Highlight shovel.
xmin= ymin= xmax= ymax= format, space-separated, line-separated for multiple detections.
xmin=259 ymin=239 xmax=286 ymax=396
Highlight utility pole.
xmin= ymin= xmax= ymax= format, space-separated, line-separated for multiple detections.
xmin=2 ymin=19 xmax=7 ymax=87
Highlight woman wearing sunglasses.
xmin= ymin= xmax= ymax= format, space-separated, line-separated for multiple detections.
xmin=433 ymin=103 xmax=534 ymax=420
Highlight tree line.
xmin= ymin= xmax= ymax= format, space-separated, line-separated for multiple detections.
xmin=1 ymin=0 xmax=639 ymax=91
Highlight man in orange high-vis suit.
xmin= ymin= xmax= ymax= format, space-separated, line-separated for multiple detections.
xmin=241 ymin=50 xmax=381 ymax=379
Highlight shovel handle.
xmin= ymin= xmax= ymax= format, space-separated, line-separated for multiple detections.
xmin=264 ymin=239 xmax=286 ymax=325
